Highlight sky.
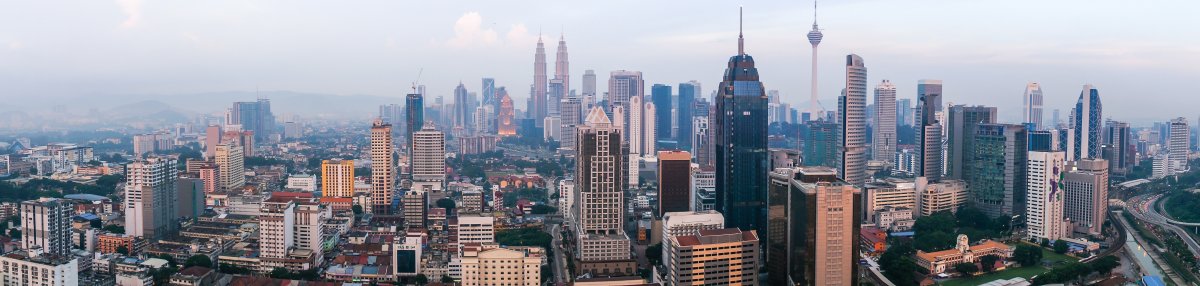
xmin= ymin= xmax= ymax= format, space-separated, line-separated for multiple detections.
xmin=1 ymin=0 xmax=1197 ymax=124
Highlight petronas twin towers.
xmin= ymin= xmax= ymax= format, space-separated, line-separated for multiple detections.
xmin=532 ymin=33 xmax=570 ymax=128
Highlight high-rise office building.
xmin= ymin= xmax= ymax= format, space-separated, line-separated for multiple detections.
xmin=498 ymin=93 xmax=516 ymax=137
xmin=412 ymin=125 xmax=446 ymax=193
xmin=946 ymin=105 xmax=997 ymax=180
xmin=1064 ymin=159 xmax=1108 ymax=236
xmin=406 ymin=93 xmax=425 ymax=149
xmin=837 ymin=54 xmax=868 ymax=185
xmin=664 ymin=228 xmax=760 ymax=286
xmin=574 ymin=107 xmax=634 ymax=275
xmin=643 ymin=102 xmax=657 ymax=154
xmin=657 ymin=151 xmax=692 ymax=217
xmin=607 ymin=70 xmax=644 ymax=121
xmin=321 ymin=159 xmax=355 ymax=198
xmin=1168 ymin=117 xmax=1190 ymax=174
xmin=582 ymin=70 xmax=597 ymax=99
xmin=651 ymin=84 xmax=673 ymax=142
xmin=677 ymin=82 xmax=698 ymax=151
xmin=1103 ymin=121 xmax=1131 ymax=173
xmin=1027 ymin=151 xmax=1067 ymax=242
xmin=548 ymin=79 xmax=565 ymax=116
xmin=205 ymin=125 xmax=222 ymax=158
xmin=379 ymin=104 xmax=403 ymax=127
xmin=916 ymin=80 xmax=944 ymax=181
xmin=260 ymin=197 xmax=327 ymax=269
xmin=533 ymin=36 xmax=548 ymax=128
xmin=460 ymin=245 xmax=542 ymax=286
xmin=714 ymin=14 xmax=769 ymax=239
xmin=873 ymin=80 xmax=897 ymax=163
xmin=214 ymin=144 xmax=244 ymax=192
xmin=456 ymin=215 xmax=495 ymax=245
xmin=560 ymin=97 xmax=583 ymax=151
xmin=1023 ymin=83 xmax=1044 ymax=130
xmin=788 ymin=167 xmax=861 ymax=286
xmin=228 ymin=99 xmax=275 ymax=141
xmin=627 ymin=95 xmax=657 ymax=156
xmin=482 ymin=78 xmax=496 ymax=114
xmin=968 ymin=124 xmax=1028 ymax=217
xmin=20 ymin=198 xmax=72 ymax=256
xmin=453 ymin=83 xmax=473 ymax=132
xmin=804 ymin=120 xmax=837 ymax=168
xmin=1073 ymin=84 xmax=1102 ymax=160
xmin=370 ymin=119 xmax=395 ymax=214
xmin=555 ymin=34 xmax=570 ymax=95
xmin=124 ymin=157 xmax=178 ymax=239
xmin=896 ymin=98 xmax=913 ymax=127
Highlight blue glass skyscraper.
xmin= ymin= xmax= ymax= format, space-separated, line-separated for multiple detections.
xmin=714 ymin=9 xmax=768 ymax=248
xmin=1073 ymin=84 xmax=1102 ymax=160
xmin=677 ymin=82 xmax=697 ymax=152
xmin=651 ymin=84 xmax=673 ymax=144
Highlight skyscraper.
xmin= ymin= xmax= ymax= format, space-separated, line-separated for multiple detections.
xmin=1063 ymin=159 xmax=1108 ymax=236
xmin=607 ymin=70 xmax=644 ymax=120
xmin=715 ymin=8 xmax=769 ymax=242
xmin=807 ymin=0 xmax=824 ymax=116
xmin=789 ymin=167 xmax=861 ymax=286
xmin=498 ymin=93 xmax=516 ymax=137
xmin=837 ymin=54 xmax=868 ymax=186
xmin=629 ymin=95 xmax=645 ymax=155
xmin=214 ymin=143 xmax=244 ymax=192
xmin=124 ymin=157 xmax=178 ymax=239
xmin=677 ymin=82 xmax=698 ymax=151
xmin=1023 ymin=83 xmax=1044 ymax=130
xmin=651 ymin=84 xmax=673 ymax=143
xmin=560 ymin=97 xmax=582 ymax=151
xmin=533 ymin=36 xmax=548 ymax=128
xmin=1026 ymin=150 xmax=1066 ymax=242
xmin=555 ymin=33 xmax=570 ymax=96
xmin=370 ymin=119 xmax=395 ymax=214
xmin=896 ymin=98 xmax=913 ymax=127
xmin=205 ymin=125 xmax=222 ymax=158
xmin=946 ymin=105 xmax=997 ymax=180
xmin=665 ymin=228 xmax=760 ymax=286
xmin=228 ymin=99 xmax=275 ymax=141
xmin=574 ymin=107 xmax=634 ymax=275
xmin=873 ymin=80 xmax=897 ymax=163
xmin=1168 ymin=117 xmax=1190 ymax=173
xmin=657 ymin=151 xmax=692 ymax=217
xmin=1103 ymin=121 xmax=1131 ymax=172
xmin=804 ymin=120 xmax=838 ymax=168
xmin=412 ymin=125 xmax=446 ymax=192
xmin=453 ymin=83 xmax=473 ymax=133
xmin=1073 ymin=84 xmax=1102 ymax=160
xmin=20 ymin=198 xmax=72 ymax=256
xmin=548 ymin=79 xmax=565 ymax=116
xmin=916 ymin=80 xmax=944 ymax=181
xmin=968 ymin=124 xmax=1028 ymax=217
xmin=482 ymin=78 xmax=496 ymax=114
xmin=406 ymin=93 xmax=425 ymax=149
xmin=582 ymin=70 xmax=597 ymax=99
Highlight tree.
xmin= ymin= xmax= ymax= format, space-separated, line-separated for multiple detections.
xmin=184 ymin=255 xmax=213 ymax=268
xmin=914 ymin=231 xmax=955 ymax=252
xmin=116 ymin=245 xmax=130 ymax=255
xmin=352 ymin=205 xmax=363 ymax=215
xmin=218 ymin=263 xmax=252 ymax=275
xmin=7 ymin=229 xmax=19 ymax=239
xmin=646 ymin=243 xmax=663 ymax=266
xmin=269 ymin=267 xmax=291 ymax=279
xmin=441 ymin=275 xmax=454 ymax=283
xmin=1088 ymin=256 xmax=1120 ymax=275
xmin=979 ymin=255 xmax=1000 ymax=272
xmin=1013 ymin=244 xmax=1044 ymax=267
xmin=878 ymin=241 xmax=918 ymax=286
xmin=1053 ymin=240 xmax=1070 ymax=254
xmin=530 ymin=204 xmax=557 ymax=215
xmin=414 ymin=274 xmax=429 ymax=285
xmin=953 ymin=262 xmax=978 ymax=277
xmin=436 ymin=198 xmax=456 ymax=210
xmin=103 ymin=224 xmax=125 ymax=234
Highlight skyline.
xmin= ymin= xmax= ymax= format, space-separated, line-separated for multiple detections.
xmin=1 ymin=1 xmax=1197 ymax=124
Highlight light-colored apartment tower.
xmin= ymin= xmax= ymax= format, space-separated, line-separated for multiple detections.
xmin=665 ymin=228 xmax=759 ymax=286
xmin=1063 ymin=159 xmax=1109 ymax=236
xmin=124 ymin=157 xmax=178 ymax=239
xmin=1024 ymin=82 xmax=1044 ymax=130
xmin=459 ymin=246 xmax=542 ymax=286
xmin=214 ymin=143 xmax=244 ymax=192
xmin=574 ymin=107 xmax=633 ymax=267
xmin=20 ymin=198 xmax=72 ymax=256
xmin=321 ymin=159 xmax=355 ymax=198
xmin=1169 ymin=117 xmax=1190 ymax=174
xmin=873 ymin=80 xmax=897 ymax=163
xmin=838 ymin=54 xmax=869 ymax=185
xmin=0 ymin=250 xmax=78 ymax=286
xmin=1027 ymin=151 xmax=1067 ymax=242
xmin=412 ymin=124 xmax=446 ymax=192
xmin=259 ymin=197 xmax=296 ymax=259
xmin=370 ymin=119 xmax=395 ymax=214
xmin=456 ymin=215 xmax=495 ymax=245
xmin=790 ymin=167 xmax=861 ymax=286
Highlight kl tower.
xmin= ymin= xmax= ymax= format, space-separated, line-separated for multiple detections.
xmin=807 ymin=0 xmax=823 ymax=120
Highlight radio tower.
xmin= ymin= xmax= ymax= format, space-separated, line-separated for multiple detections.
xmin=807 ymin=0 xmax=824 ymax=119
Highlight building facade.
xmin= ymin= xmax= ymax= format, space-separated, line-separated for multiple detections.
xmin=664 ymin=229 xmax=759 ymax=286
xmin=321 ymin=159 xmax=355 ymax=198
xmin=873 ymin=80 xmax=897 ymax=163
xmin=1063 ymin=159 xmax=1109 ymax=236
xmin=968 ymin=123 xmax=1028 ymax=217
xmin=837 ymin=54 xmax=869 ymax=186
xmin=124 ymin=157 xmax=178 ymax=239
xmin=1027 ymin=151 xmax=1067 ymax=242
xmin=370 ymin=119 xmax=395 ymax=214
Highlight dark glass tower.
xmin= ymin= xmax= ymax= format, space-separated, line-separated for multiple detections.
xmin=651 ymin=84 xmax=673 ymax=144
xmin=405 ymin=93 xmax=424 ymax=153
xmin=714 ymin=9 xmax=769 ymax=248
xmin=677 ymin=82 xmax=697 ymax=152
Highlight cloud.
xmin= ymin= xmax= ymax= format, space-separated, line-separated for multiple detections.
xmin=116 ymin=0 xmax=142 ymax=28
xmin=445 ymin=12 xmax=499 ymax=49
xmin=505 ymin=24 xmax=538 ymax=47
xmin=7 ymin=41 xmax=21 ymax=51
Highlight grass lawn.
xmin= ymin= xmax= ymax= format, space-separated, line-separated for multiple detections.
xmin=936 ymin=243 xmax=1079 ymax=286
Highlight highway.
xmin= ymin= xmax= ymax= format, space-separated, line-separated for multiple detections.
xmin=1128 ymin=193 xmax=1200 ymax=258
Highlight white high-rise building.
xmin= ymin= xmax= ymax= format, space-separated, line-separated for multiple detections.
xmin=582 ymin=70 xmax=597 ymax=99
xmin=20 ymin=198 xmax=72 ymax=256
xmin=260 ymin=198 xmax=296 ymax=260
xmin=370 ymin=119 xmax=395 ymax=214
xmin=607 ymin=70 xmax=644 ymax=122
xmin=456 ymin=216 xmax=495 ymax=245
xmin=560 ymin=97 xmax=583 ymax=151
xmin=214 ymin=144 xmax=244 ymax=192
xmin=459 ymin=245 xmax=542 ymax=286
xmin=1168 ymin=117 xmax=1190 ymax=174
xmin=124 ymin=157 xmax=178 ymax=239
xmin=643 ymin=101 xmax=657 ymax=154
xmin=838 ymin=54 xmax=868 ymax=185
xmin=1027 ymin=151 xmax=1067 ymax=242
xmin=873 ymin=80 xmax=897 ymax=163
xmin=629 ymin=95 xmax=644 ymax=155
xmin=0 ymin=250 xmax=78 ymax=286
xmin=412 ymin=125 xmax=446 ymax=192
xmin=1023 ymin=83 xmax=1044 ymax=130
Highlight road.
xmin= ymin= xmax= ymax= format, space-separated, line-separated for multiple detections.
xmin=548 ymin=222 xmax=571 ymax=285
xmin=1128 ymin=193 xmax=1200 ymax=258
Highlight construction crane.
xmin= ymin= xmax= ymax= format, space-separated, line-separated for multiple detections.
xmin=411 ymin=68 xmax=423 ymax=94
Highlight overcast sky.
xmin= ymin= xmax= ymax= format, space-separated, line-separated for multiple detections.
xmin=1 ymin=0 xmax=1197 ymax=123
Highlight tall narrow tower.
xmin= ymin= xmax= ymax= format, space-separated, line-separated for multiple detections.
xmin=555 ymin=33 xmax=570 ymax=97
xmin=533 ymin=36 xmax=548 ymax=128
xmin=370 ymin=119 xmax=395 ymax=214
xmin=807 ymin=0 xmax=824 ymax=117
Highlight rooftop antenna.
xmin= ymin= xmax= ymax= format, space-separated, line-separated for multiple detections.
xmin=738 ymin=6 xmax=744 ymax=55
xmin=411 ymin=68 xmax=423 ymax=94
